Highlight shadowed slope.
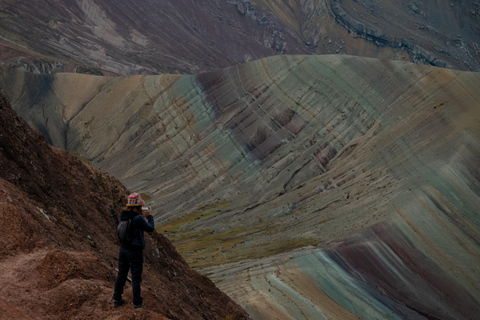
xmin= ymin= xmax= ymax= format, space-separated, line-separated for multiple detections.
xmin=0 ymin=0 xmax=478 ymax=74
xmin=2 ymin=55 xmax=480 ymax=319
xmin=0 ymin=0 xmax=308 ymax=74
xmin=0 ymin=93 xmax=249 ymax=319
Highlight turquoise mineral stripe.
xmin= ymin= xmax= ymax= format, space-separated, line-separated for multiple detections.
xmin=265 ymin=272 xmax=328 ymax=320
xmin=430 ymin=164 xmax=480 ymax=229
xmin=159 ymin=72 xmax=265 ymax=179
xmin=170 ymin=75 xmax=216 ymax=125
xmin=391 ymin=190 xmax=480 ymax=298
xmin=248 ymin=270 xmax=295 ymax=318
xmin=299 ymin=251 xmax=404 ymax=320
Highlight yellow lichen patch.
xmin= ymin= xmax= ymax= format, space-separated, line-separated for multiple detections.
xmin=70 ymin=151 xmax=90 ymax=164
xmin=157 ymin=201 xmax=230 ymax=233
xmin=140 ymin=193 xmax=152 ymax=201
xmin=161 ymin=211 xmax=319 ymax=268
xmin=225 ymin=237 xmax=318 ymax=264
xmin=173 ymin=228 xmax=250 ymax=268
xmin=170 ymin=223 xmax=317 ymax=268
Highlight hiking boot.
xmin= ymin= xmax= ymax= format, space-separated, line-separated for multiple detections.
xmin=113 ymin=298 xmax=125 ymax=307
xmin=134 ymin=304 xmax=148 ymax=310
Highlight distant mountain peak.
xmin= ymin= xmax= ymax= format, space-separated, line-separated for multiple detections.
xmin=0 ymin=0 xmax=478 ymax=75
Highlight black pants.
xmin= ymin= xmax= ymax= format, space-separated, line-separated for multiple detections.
xmin=113 ymin=246 xmax=144 ymax=306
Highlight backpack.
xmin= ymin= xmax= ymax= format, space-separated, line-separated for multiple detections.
xmin=117 ymin=219 xmax=134 ymax=244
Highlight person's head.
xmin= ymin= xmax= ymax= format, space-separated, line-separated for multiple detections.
xmin=125 ymin=193 xmax=144 ymax=214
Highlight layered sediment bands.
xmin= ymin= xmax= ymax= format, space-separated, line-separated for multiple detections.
xmin=207 ymin=215 xmax=480 ymax=319
xmin=2 ymin=55 xmax=480 ymax=318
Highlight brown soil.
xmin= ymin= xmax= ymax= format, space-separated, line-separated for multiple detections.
xmin=0 ymin=92 xmax=249 ymax=319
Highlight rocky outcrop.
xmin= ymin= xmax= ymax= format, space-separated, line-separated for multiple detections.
xmin=230 ymin=0 xmax=287 ymax=53
xmin=7 ymin=58 xmax=68 ymax=74
xmin=0 ymin=92 xmax=249 ymax=319
xmin=328 ymin=0 xmax=452 ymax=68
xmin=0 ymin=42 xmax=116 ymax=75
xmin=7 ymin=58 xmax=109 ymax=75
xmin=327 ymin=0 xmax=480 ymax=70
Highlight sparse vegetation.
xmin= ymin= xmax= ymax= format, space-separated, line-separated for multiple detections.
xmin=173 ymin=229 xmax=317 ymax=269
xmin=84 ymin=117 xmax=94 ymax=127
xmin=140 ymin=193 xmax=152 ymax=201
xmin=81 ymin=133 xmax=91 ymax=141
xmin=71 ymin=150 xmax=90 ymax=164
xmin=158 ymin=201 xmax=230 ymax=233
xmin=160 ymin=206 xmax=318 ymax=269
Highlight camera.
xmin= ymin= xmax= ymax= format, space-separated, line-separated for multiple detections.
xmin=142 ymin=207 xmax=149 ymax=211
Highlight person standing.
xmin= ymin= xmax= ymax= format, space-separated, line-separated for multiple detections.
xmin=112 ymin=193 xmax=155 ymax=309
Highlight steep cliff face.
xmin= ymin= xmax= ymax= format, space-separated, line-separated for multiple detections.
xmin=0 ymin=93 xmax=249 ymax=319
xmin=328 ymin=0 xmax=480 ymax=70
xmin=0 ymin=0 xmax=478 ymax=74
xmin=3 ymin=54 xmax=480 ymax=319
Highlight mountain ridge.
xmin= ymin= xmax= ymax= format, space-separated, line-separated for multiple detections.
xmin=0 ymin=92 xmax=249 ymax=319
xmin=3 ymin=53 xmax=479 ymax=255
xmin=1 ymin=0 xmax=480 ymax=315
xmin=4 ymin=53 xmax=479 ymax=318
xmin=0 ymin=0 xmax=478 ymax=75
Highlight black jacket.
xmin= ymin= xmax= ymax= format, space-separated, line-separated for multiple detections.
xmin=119 ymin=210 xmax=155 ymax=249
